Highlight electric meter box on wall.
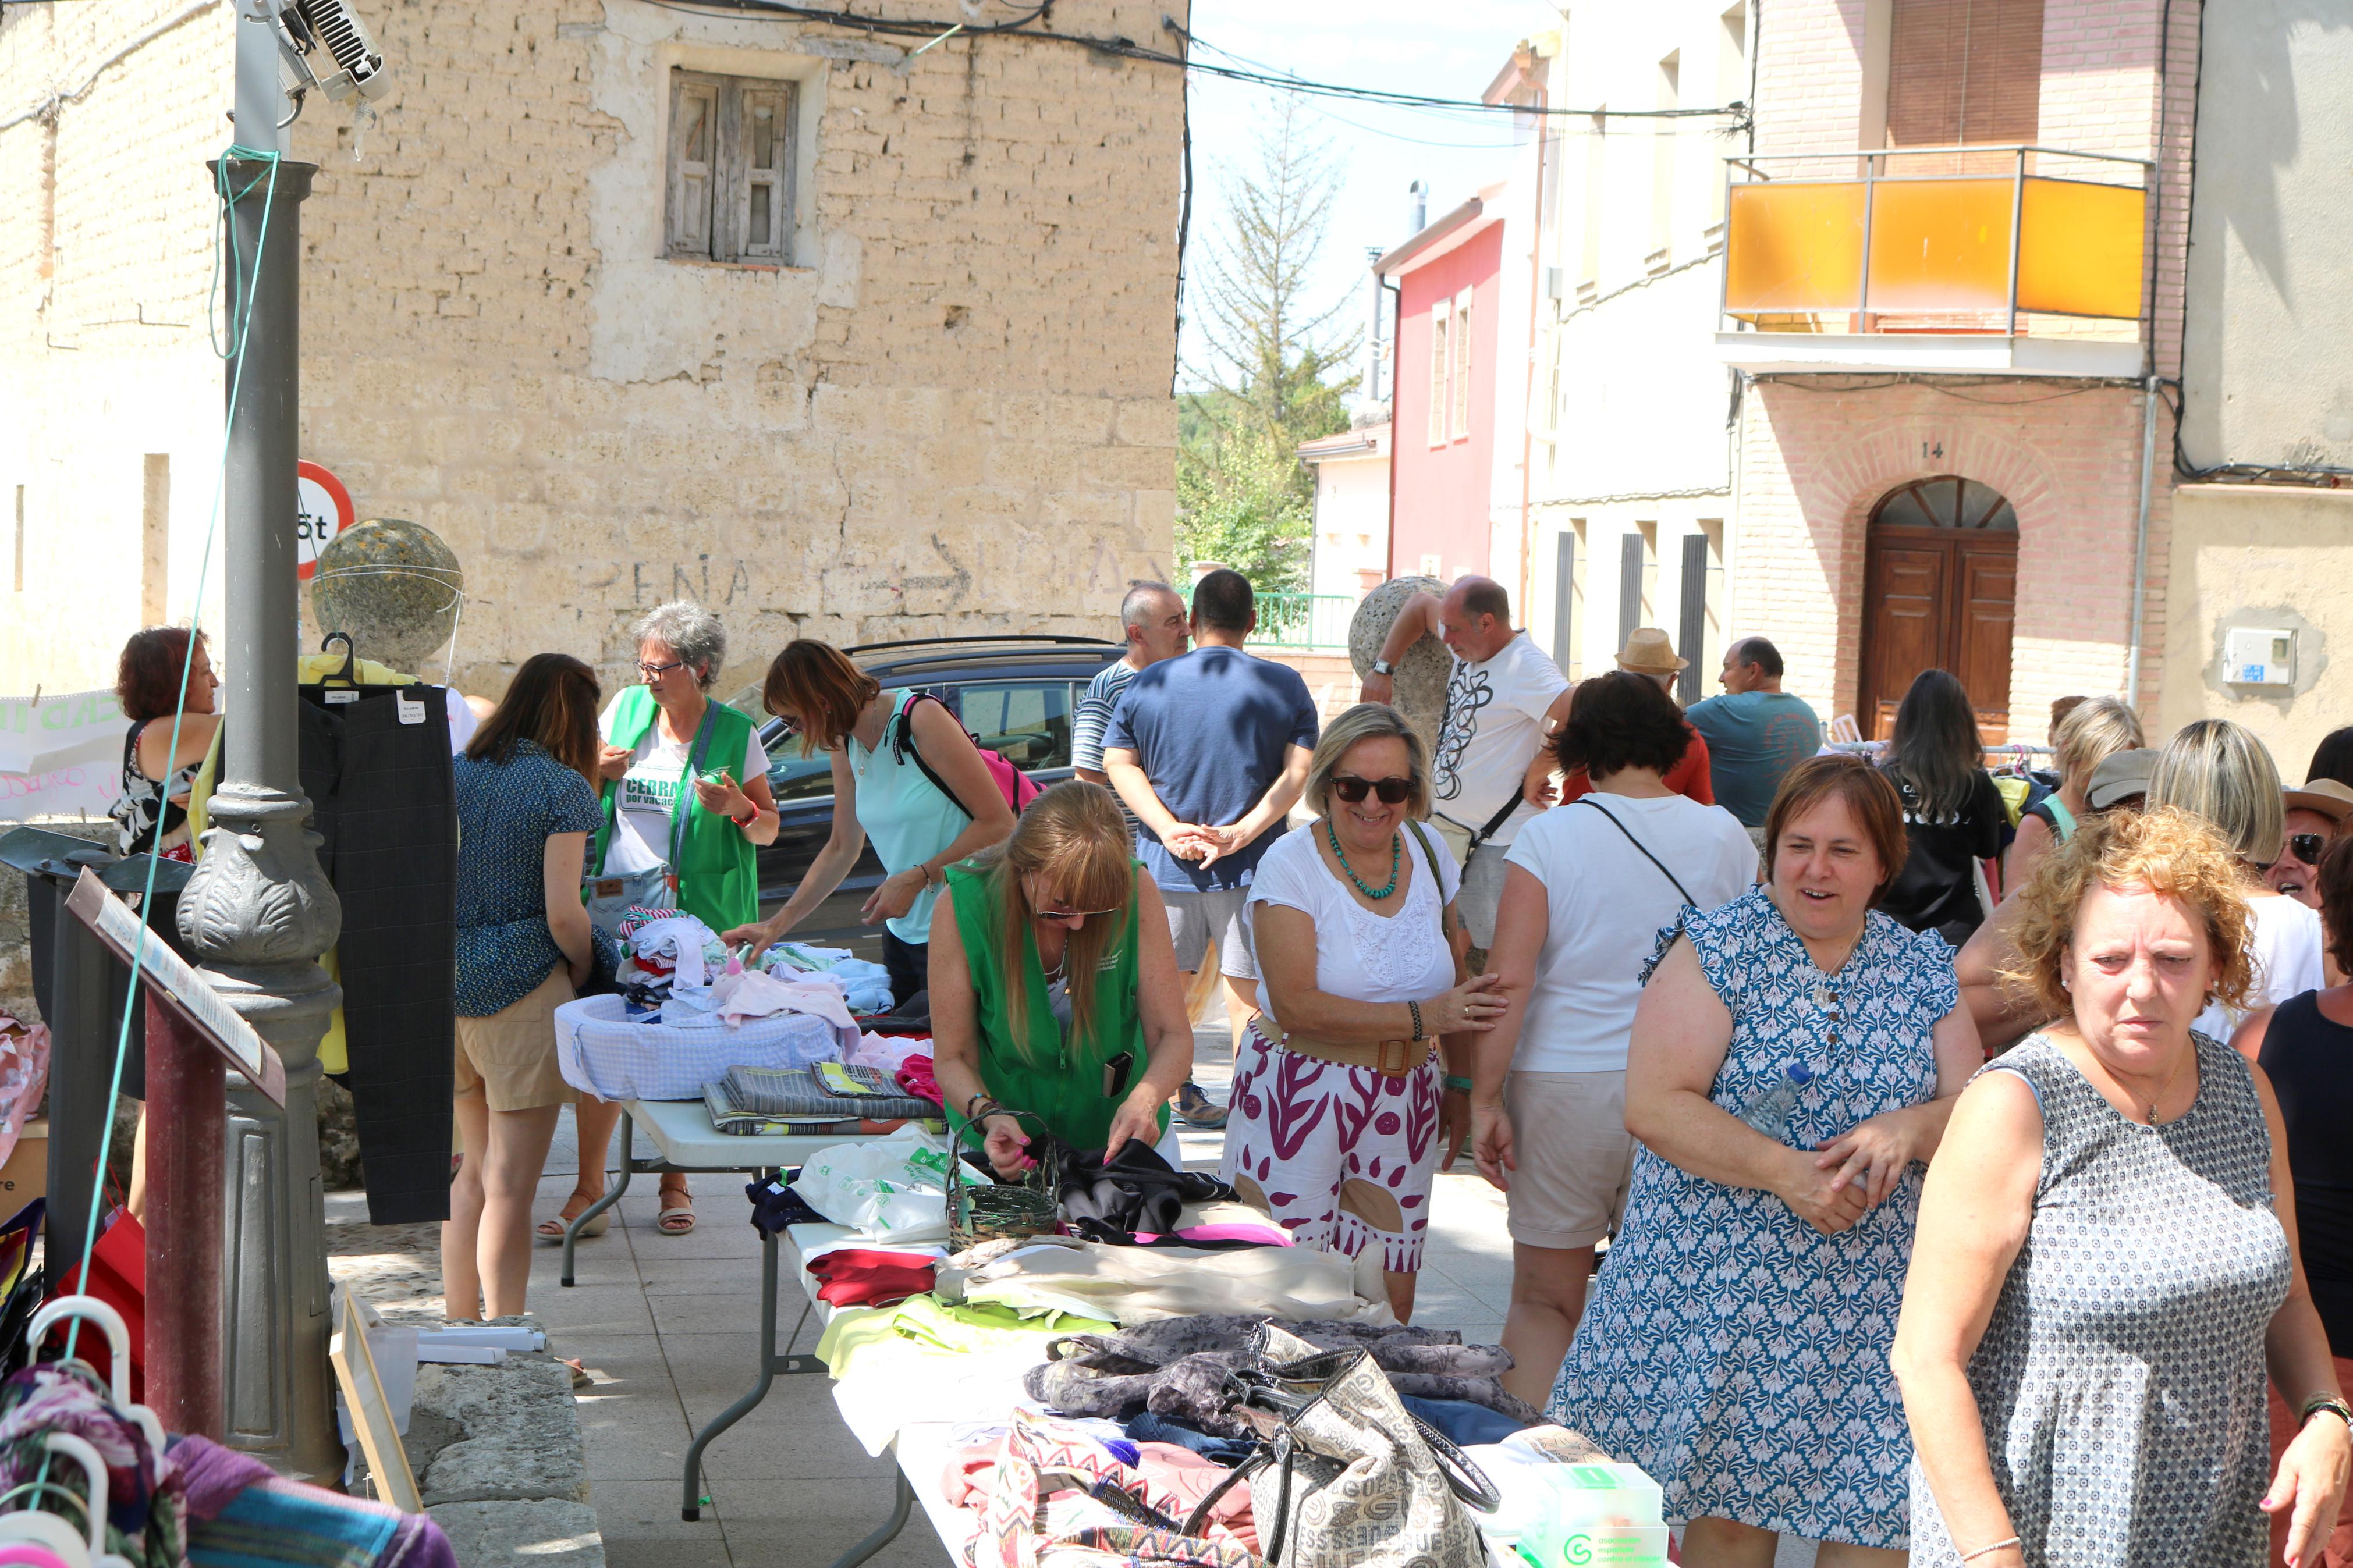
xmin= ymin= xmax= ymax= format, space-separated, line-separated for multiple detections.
xmin=2223 ymin=627 xmax=2297 ymax=687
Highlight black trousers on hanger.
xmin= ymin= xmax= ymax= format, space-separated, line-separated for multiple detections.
xmin=299 ymin=684 xmax=457 ymax=1225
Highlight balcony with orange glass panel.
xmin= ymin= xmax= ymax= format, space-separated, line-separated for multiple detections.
xmin=1715 ymin=147 xmax=2152 ymax=377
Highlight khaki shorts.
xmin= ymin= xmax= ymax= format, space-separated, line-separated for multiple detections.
xmin=455 ymin=966 xmax=576 ymax=1112
xmin=1165 ymin=887 xmax=1258 ymax=979
xmin=1503 ymin=1069 xmax=1634 ymax=1250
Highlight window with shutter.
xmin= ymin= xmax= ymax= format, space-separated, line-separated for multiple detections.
xmin=1884 ymin=0 xmax=2043 ymax=150
xmin=1676 ymin=532 xmax=1710 ymax=705
xmin=1428 ymin=304 xmax=1452 ymax=445
xmin=666 ymin=69 xmax=800 ymax=264
xmin=1453 ymin=295 xmax=1474 ymax=439
xmin=1617 ymin=532 xmax=1645 ymax=652
xmin=1552 ymin=532 xmax=1577 ymax=678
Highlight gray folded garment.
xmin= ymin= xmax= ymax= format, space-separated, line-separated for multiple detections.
xmin=1022 ymin=1314 xmax=1540 ymax=1437
xmin=714 ymin=1062 xmax=935 ymax=1121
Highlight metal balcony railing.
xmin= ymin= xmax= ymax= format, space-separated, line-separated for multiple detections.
xmin=1717 ymin=145 xmax=2153 ymax=342
xmin=1179 ymin=591 xmax=1357 ymax=651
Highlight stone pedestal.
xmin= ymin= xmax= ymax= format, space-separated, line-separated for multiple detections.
xmin=1348 ymin=577 xmax=1452 ymax=745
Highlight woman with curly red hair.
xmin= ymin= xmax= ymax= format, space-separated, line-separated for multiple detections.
xmin=108 ymin=627 xmax=221 ymax=858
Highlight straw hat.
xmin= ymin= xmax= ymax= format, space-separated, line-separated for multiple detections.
xmin=1614 ymin=628 xmax=1687 ymax=675
xmin=2284 ymin=777 xmax=2353 ymax=823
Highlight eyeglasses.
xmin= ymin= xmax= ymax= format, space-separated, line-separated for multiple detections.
xmin=638 ymin=659 xmax=687 ymax=679
xmin=2281 ymin=832 xmax=2329 ymax=868
xmin=1330 ymin=774 xmax=1412 ymax=805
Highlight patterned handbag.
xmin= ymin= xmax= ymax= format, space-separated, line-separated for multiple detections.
xmin=1180 ymin=1322 xmax=1497 ymax=1568
xmin=968 ymin=1409 xmax=1262 ymax=1568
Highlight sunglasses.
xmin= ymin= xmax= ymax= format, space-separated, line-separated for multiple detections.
xmin=1330 ymin=774 xmax=1412 ymax=805
xmin=2280 ymin=832 xmax=2329 ymax=868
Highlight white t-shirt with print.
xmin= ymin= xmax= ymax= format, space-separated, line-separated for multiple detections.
xmin=2194 ymin=891 xmax=2326 ymax=1041
xmin=596 ymin=696 xmax=770 ymax=876
xmin=1429 ymin=632 xmax=1570 ymax=849
xmin=1245 ymin=823 xmax=1461 ymax=1017
xmin=1503 ymin=794 xmax=1758 ymax=1073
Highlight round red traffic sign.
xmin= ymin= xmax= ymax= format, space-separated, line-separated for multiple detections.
xmin=296 ymin=460 xmax=355 ymax=581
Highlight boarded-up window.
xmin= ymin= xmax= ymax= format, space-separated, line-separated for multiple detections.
xmin=666 ymin=70 xmax=800 ymax=263
xmin=1884 ymin=0 xmax=2043 ymax=148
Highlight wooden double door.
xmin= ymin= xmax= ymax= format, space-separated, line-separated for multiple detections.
xmin=1858 ymin=522 xmax=2017 ymax=741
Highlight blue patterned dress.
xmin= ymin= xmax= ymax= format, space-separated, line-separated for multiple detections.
xmin=1547 ymin=886 xmax=1957 ymax=1548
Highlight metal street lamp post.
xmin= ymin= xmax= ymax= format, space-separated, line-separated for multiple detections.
xmin=172 ymin=0 xmax=344 ymax=1478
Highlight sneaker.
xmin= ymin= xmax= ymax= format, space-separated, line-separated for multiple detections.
xmin=1175 ymin=1081 xmax=1228 ymax=1129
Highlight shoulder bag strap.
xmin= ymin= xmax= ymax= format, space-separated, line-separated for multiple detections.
xmin=892 ymin=691 xmax=978 ymax=821
xmin=1573 ymin=798 xmax=1698 ymax=907
xmin=1465 ymin=788 xmax=1524 ymax=851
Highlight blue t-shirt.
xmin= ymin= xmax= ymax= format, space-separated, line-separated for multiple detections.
xmin=1684 ymin=689 xmax=1824 ymax=828
xmin=454 ymin=740 xmax=605 ymax=1016
xmin=1101 ymin=645 xmax=1319 ymax=892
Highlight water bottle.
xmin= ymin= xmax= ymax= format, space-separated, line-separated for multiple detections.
xmin=1740 ymin=1062 xmax=1815 ymax=1143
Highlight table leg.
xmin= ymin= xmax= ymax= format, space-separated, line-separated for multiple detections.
xmin=561 ymin=1107 xmax=635 ymax=1289
xmin=825 ymin=1469 xmax=915 ymax=1568
xmin=682 ymin=1220 xmax=782 ymax=1521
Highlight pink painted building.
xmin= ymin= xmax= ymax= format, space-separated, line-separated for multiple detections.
xmin=1377 ymin=191 xmax=1507 ymax=584
xmin=1720 ymin=0 xmax=2197 ymax=741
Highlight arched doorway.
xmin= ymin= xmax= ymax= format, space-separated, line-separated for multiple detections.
xmin=1858 ymin=475 xmax=2018 ymax=741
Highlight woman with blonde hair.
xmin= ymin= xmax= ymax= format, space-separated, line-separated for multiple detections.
xmin=929 ymin=780 xmax=1193 ymax=1176
xmin=1895 ymin=806 xmax=2350 ymax=1567
xmin=2004 ymin=696 xmax=2143 ymax=888
xmin=1223 ymin=703 xmax=1505 ymax=1321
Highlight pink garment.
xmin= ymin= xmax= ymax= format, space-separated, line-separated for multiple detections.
xmin=894 ymin=1054 xmax=941 ymax=1106
xmin=941 ymin=1436 xmax=1257 ymax=1551
xmin=708 ymin=969 xmax=857 ymax=1030
xmin=848 ymin=1030 xmax=931 ymax=1073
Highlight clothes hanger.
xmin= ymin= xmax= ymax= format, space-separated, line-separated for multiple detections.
xmin=25 ymin=1296 xmax=168 ymax=1453
xmin=0 ymin=1431 xmax=130 ymax=1568
xmin=320 ymin=631 xmax=358 ymax=688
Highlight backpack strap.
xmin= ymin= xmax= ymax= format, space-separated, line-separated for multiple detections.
xmin=1573 ymin=798 xmax=1698 ymax=907
xmin=890 ymin=691 xmax=975 ymax=820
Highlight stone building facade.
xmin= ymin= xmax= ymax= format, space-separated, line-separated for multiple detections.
xmin=0 ymin=0 xmax=1185 ymax=701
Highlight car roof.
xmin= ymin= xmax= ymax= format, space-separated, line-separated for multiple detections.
xmin=722 ymin=636 xmax=1120 ymax=719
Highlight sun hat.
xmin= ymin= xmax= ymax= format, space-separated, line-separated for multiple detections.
xmin=2086 ymin=748 xmax=2157 ymax=810
xmin=2284 ymin=777 xmax=2353 ymax=823
xmin=1614 ymin=628 xmax=1687 ymax=675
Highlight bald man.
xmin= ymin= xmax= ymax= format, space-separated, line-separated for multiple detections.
xmin=1363 ymin=576 xmax=1572 ymax=966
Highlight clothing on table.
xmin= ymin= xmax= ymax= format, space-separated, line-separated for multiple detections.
xmin=1428 ymin=631 xmax=1569 ymax=851
xmin=110 ymin=719 xmax=203 ymax=856
xmin=843 ymin=688 xmax=971 ymax=944
xmin=2254 ymin=990 xmax=2353 ymax=1354
xmin=1560 ymin=722 xmax=1716 ymax=806
xmin=1056 ymin=1139 xmax=1235 ymax=1241
xmin=1549 ymin=886 xmax=1957 ymax=1549
xmin=711 ymin=1062 xmax=936 ymax=1123
xmin=815 ymin=1292 xmax=1116 ymax=1378
xmin=1100 ymin=645 xmax=1319 ymax=893
xmin=1071 ymin=658 xmax=1144 ymax=835
xmin=2267 ymin=1352 xmax=2353 ymax=1568
xmin=895 ymin=1054 xmax=941 ymax=1105
xmin=956 ymin=1413 xmax=1262 ymax=1558
xmin=1400 ymin=1395 xmax=1532 ymax=1447
xmin=1685 ymin=690 xmax=1825 ymax=828
xmin=620 ymin=912 xmax=727 ymax=987
xmin=1223 ymin=824 xmax=1459 ymax=1271
xmin=1501 ymin=792 xmax=1757 ymax=1073
xmin=453 ymin=739 xmax=602 ymax=1018
xmin=454 ymin=966 xmax=576 ymax=1111
xmin=804 ymin=1247 xmax=938 ymax=1309
xmin=2194 ymin=894 xmax=2326 ymax=1041
xmin=936 ymin=1233 xmax=1396 ymax=1325
xmin=941 ymin=859 xmax=1167 ymax=1155
xmin=1877 ymin=767 xmax=2004 ymax=943
xmin=744 ymin=1174 xmax=829 ymax=1236
xmin=594 ymin=685 xmax=766 ymax=934
xmin=1906 ymin=1033 xmax=2290 ymax=1567
xmin=667 ymin=968 xmax=859 ymax=1030
xmin=297 ymin=679 xmax=459 ymax=1225
xmin=1123 ymin=1410 xmax=1257 ymax=1464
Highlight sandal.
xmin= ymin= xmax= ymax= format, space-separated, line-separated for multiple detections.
xmin=656 ymin=1188 xmax=695 ymax=1236
xmin=536 ymin=1192 xmax=611 ymax=1242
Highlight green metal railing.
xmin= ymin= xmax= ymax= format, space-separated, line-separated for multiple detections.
xmin=1180 ymin=590 xmax=1356 ymax=650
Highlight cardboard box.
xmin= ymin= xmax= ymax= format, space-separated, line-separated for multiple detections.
xmin=0 ymin=1119 xmax=48 ymax=1213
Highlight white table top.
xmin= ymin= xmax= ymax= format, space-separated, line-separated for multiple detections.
xmin=622 ymin=1096 xmax=870 ymax=1171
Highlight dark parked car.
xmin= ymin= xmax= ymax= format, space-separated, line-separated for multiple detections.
xmin=724 ymin=635 xmax=1123 ymax=949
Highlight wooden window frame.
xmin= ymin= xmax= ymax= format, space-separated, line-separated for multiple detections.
xmin=1428 ymin=300 xmax=1453 ymax=447
xmin=665 ymin=68 xmax=800 ymax=265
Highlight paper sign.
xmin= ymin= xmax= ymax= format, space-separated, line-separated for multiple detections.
xmin=63 ymin=869 xmax=287 ymax=1106
xmin=0 ymin=689 xmax=130 ymax=822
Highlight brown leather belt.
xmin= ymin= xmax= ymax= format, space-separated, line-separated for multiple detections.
xmin=1253 ymin=1016 xmax=1432 ymax=1079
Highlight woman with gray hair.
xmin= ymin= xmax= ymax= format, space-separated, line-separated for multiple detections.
xmin=1222 ymin=702 xmax=1505 ymax=1321
xmin=549 ymin=600 xmax=778 ymax=1239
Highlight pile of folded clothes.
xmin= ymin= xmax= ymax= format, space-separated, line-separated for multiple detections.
xmin=760 ymin=941 xmax=896 ymax=1015
xmin=704 ymin=1061 xmax=942 ymax=1136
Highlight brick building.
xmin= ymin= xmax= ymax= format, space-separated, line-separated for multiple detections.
xmin=1720 ymin=0 xmax=2196 ymax=741
xmin=0 ymin=0 xmax=1186 ymax=700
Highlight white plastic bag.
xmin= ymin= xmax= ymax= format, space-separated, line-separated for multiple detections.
xmin=790 ymin=1123 xmax=954 ymax=1241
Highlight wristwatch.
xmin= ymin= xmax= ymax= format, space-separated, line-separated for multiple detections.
xmin=1371 ymin=659 xmax=1396 ymax=677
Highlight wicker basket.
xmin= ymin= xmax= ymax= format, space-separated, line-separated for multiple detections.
xmin=947 ymin=1128 xmax=1061 ymax=1251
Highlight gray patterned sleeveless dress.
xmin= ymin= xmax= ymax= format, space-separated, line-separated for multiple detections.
xmin=1908 ymin=1032 xmax=2291 ymax=1567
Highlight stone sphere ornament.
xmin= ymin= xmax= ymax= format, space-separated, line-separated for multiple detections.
xmin=1348 ymin=575 xmax=1451 ymax=744
xmin=308 ymin=519 xmax=466 ymax=677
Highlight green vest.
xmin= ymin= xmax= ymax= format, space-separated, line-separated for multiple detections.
xmin=943 ymin=859 xmax=1169 ymax=1154
xmin=594 ymin=685 xmax=761 ymax=934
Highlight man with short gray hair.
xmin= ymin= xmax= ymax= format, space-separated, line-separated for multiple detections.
xmin=1072 ymin=581 xmax=1188 ymax=817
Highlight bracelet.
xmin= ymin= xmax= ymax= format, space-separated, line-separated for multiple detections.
xmin=731 ymin=810 xmax=757 ymax=827
xmin=1407 ymin=999 xmax=1424 ymax=1041
xmin=2301 ymin=1395 xmax=2353 ymax=1432
xmin=1958 ymin=1538 xmax=2020 ymax=1564
xmin=1443 ymin=1075 xmax=1473 ymax=1094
